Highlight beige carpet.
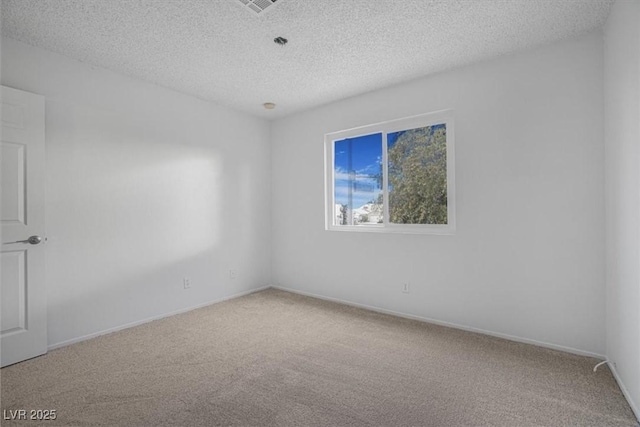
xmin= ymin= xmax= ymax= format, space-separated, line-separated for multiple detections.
xmin=1 ymin=289 xmax=637 ymax=426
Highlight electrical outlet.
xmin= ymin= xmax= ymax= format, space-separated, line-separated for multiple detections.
xmin=402 ymin=283 xmax=410 ymax=293
xmin=183 ymin=278 xmax=191 ymax=289
xmin=229 ymin=270 xmax=237 ymax=280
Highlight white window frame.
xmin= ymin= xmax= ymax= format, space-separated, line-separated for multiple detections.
xmin=324 ymin=109 xmax=455 ymax=235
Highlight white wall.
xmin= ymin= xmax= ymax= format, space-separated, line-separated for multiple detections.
xmin=604 ymin=0 xmax=640 ymax=416
xmin=1 ymin=38 xmax=271 ymax=347
xmin=271 ymin=33 xmax=606 ymax=356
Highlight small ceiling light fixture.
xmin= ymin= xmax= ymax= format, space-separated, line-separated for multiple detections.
xmin=263 ymin=102 xmax=276 ymax=110
xmin=273 ymin=36 xmax=288 ymax=46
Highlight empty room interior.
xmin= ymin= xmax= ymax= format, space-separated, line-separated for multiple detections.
xmin=0 ymin=0 xmax=639 ymax=425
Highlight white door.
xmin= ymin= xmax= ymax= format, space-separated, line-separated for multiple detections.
xmin=1 ymin=86 xmax=46 ymax=367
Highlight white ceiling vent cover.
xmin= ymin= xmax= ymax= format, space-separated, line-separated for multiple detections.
xmin=236 ymin=0 xmax=280 ymax=16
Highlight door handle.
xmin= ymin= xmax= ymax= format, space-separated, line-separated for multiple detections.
xmin=6 ymin=236 xmax=43 ymax=245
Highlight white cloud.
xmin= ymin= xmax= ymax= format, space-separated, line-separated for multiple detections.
xmin=334 ymin=183 xmax=381 ymax=208
xmin=334 ymin=166 xmax=379 ymax=182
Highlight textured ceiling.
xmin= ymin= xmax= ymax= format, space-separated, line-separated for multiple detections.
xmin=1 ymin=0 xmax=613 ymax=119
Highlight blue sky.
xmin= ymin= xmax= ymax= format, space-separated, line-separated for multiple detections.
xmin=334 ymin=133 xmax=382 ymax=208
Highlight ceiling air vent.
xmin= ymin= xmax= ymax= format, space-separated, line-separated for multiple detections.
xmin=236 ymin=0 xmax=280 ymax=16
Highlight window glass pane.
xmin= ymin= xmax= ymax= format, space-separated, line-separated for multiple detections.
xmin=387 ymin=124 xmax=447 ymax=224
xmin=334 ymin=133 xmax=383 ymax=226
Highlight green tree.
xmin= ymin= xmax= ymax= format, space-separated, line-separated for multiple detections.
xmin=387 ymin=125 xmax=447 ymax=224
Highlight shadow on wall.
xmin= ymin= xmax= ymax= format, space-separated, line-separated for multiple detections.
xmin=45 ymin=247 xmax=241 ymax=348
xmin=47 ymin=140 xmax=223 ymax=286
xmin=45 ymin=135 xmax=230 ymax=345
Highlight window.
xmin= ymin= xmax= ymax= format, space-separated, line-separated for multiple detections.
xmin=325 ymin=110 xmax=455 ymax=234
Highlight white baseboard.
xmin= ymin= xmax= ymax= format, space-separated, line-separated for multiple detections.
xmin=607 ymin=360 xmax=640 ymax=423
xmin=270 ymin=285 xmax=606 ymax=360
xmin=48 ymin=285 xmax=271 ymax=351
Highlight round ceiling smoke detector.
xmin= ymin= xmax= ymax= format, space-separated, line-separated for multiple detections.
xmin=273 ymin=37 xmax=288 ymax=46
xmin=263 ymin=102 xmax=276 ymax=110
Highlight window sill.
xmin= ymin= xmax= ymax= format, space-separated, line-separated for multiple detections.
xmin=326 ymin=224 xmax=456 ymax=235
